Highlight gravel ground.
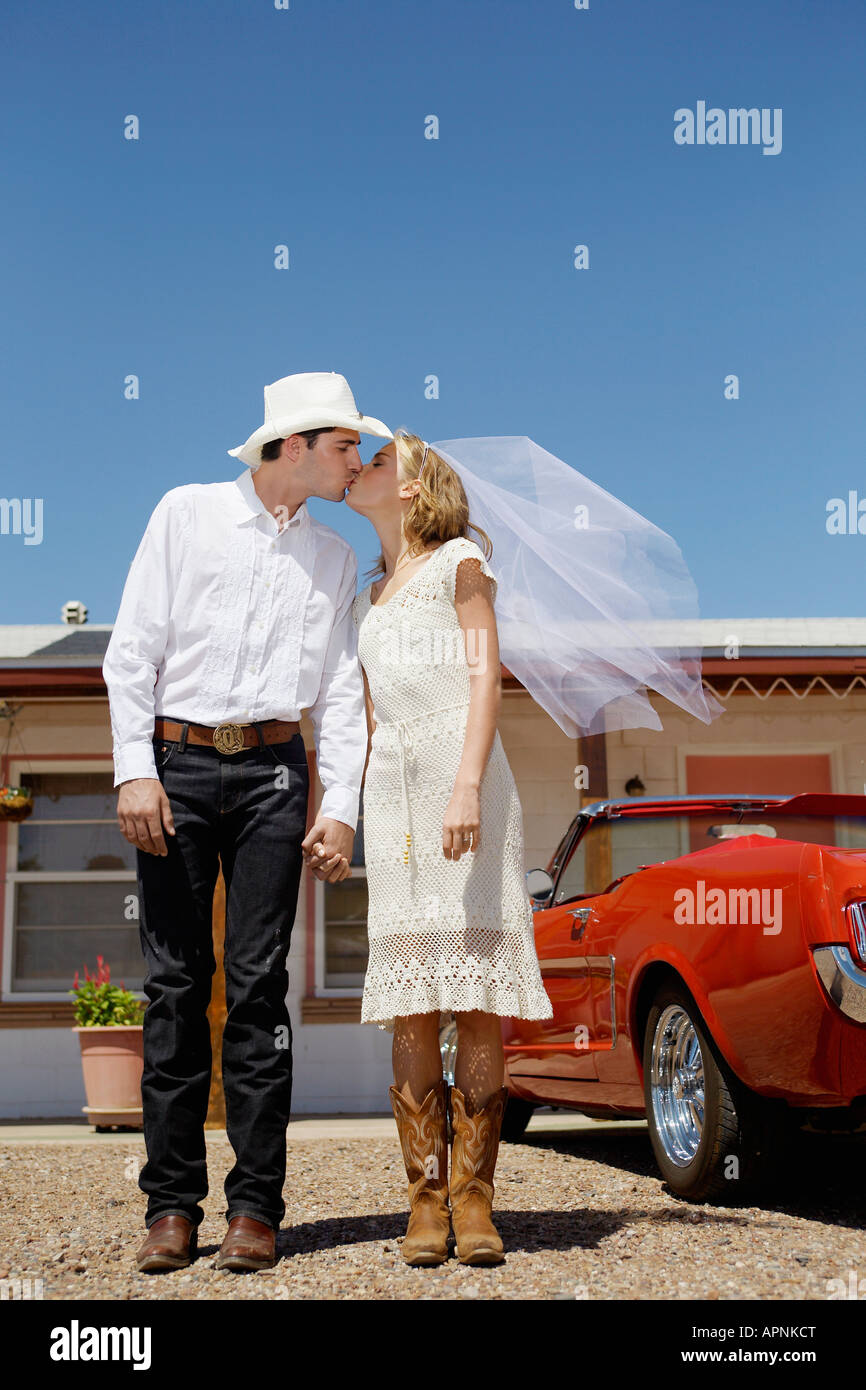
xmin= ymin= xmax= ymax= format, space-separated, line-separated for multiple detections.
xmin=1 ymin=1122 xmax=863 ymax=1300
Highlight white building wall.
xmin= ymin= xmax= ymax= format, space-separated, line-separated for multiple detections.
xmin=0 ymin=1028 xmax=86 ymax=1118
xmin=606 ymin=691 xmax=866 ymax=800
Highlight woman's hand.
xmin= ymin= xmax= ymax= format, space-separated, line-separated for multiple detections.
xmin=442 ymin=781 xmax=481 ymax=860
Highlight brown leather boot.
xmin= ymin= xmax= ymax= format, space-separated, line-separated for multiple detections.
xmin=389 ymin=1079 xmax=451 ymax=1266
xmin=448 ymin=1085 xmax=508 ymax=1265
xmin=215 ymin=1216 xmax=277 ymax=1271
xmin=135 ymin=1215 xmax=198 ymax=1273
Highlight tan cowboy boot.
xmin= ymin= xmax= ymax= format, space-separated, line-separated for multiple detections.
xmin=448 ymin=1085 xmax=508 ymax=1265
xmin=389 ymin=1079 xmax=451 ymax=1266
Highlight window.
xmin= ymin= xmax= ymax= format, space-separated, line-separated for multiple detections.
xmin=4 ymin=765 xmax=141 ymax=998
xmin=556 ymin=815 xmax=696 ymax=901
xmin=319 ymin=797 xmax=369 ymax=992
xmin=555 ymin=819 xmax=601 ymax=902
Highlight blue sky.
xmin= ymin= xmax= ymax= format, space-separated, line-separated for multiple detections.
xmin=2 ymin=0 xmax=864 ymax=623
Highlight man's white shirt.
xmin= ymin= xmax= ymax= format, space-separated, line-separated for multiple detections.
xmin=102 ymin=468 xmax=367 ymax=830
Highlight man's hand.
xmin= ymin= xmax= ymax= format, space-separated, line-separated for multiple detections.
xmin=301 ymin=817 xmax=354 ymax=883
xmin=117 ymin=778 xmax=176 ymax=856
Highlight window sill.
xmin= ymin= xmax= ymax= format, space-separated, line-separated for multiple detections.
xmin=0 ymin=1001 xmax=77 ymax=1028
xmin=300 ymin=996 xmax=363 ymax=1025
xmin=2 ymin=998 xmax=367 ymax=1028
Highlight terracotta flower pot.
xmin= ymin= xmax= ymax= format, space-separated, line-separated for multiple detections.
xmin=73 ymin=1025 xmax=144 ymax=1130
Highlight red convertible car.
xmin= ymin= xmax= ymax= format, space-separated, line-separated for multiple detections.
xmin=442 ymin=793 xmax=866 ymax=1200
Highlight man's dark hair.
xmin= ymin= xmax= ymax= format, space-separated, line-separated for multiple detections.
xmin=259 ymin=427 xmax=335 ymax=462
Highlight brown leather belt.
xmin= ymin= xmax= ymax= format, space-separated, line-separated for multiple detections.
xmin=153 ymin=716 xmax=301 ymax=756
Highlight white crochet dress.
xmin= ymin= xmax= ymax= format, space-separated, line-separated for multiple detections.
xmin=352 ymin=535 xmax=553 ymax=1029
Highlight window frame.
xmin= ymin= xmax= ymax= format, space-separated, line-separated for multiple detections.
xmin=314 ymin=863 xmax=369 ymax=997
xmin=2 ymin=757 xmax=141 ymax=1003
xmin=311 ymin=788 xmax=370 ymax=997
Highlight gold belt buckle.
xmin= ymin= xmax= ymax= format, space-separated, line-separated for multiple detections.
xmin=213 ymin=722 xmax=245 ymax=755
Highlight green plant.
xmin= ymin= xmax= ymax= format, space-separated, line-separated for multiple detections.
xmin=69 ymin=956 xmax=145 ymax=1027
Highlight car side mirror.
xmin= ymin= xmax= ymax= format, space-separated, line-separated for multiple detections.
xmin=525 ymin=868 xmax=555 ymax=906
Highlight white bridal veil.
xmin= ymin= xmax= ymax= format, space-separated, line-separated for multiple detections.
xmin=425 ymin=435 xmax=724 ymax=739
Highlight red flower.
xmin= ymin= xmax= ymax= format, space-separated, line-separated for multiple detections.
xmin=73 ymin=970 xmax=79 ymax=991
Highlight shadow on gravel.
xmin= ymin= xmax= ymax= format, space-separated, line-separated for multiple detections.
xmin=269 ymin=1204 xmax=757 ymax=1261
xmin=517 ymin=1122 xmax=866 ymax=1229
xmin=516 ymin=1123 xmax=657 ymax=1182
xmin=496 ymin=1205 xmax=758 ymax=1253
xmin=277 ymin=1214 xmax=408 ymax=1259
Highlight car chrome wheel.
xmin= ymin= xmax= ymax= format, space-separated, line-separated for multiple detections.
xmin=650 ymin=1003 xmax=705 ymax=1166
xmin=439 ymin=1017 xmax=458 ymax=1087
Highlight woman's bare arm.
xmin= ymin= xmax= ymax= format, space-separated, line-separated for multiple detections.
xmin=443 ymin=557 xmax=501 ymax=860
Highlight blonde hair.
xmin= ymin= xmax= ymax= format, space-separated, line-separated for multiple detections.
xmin=365 ymin=429 xmax=493 ymax=581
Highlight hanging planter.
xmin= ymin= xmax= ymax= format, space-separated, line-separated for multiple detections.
xmin=0 ymin=702 xmax=34 ymax=822
xmin=0 ymin=786 xmax=33 ymax=822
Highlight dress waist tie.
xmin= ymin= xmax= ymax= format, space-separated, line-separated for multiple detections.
xmin=396 ymin=720 xmax=418 ymax=885
xmin=382 ymin=700 xmax=474 ymax=882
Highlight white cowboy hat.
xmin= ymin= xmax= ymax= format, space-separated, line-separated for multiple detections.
xmin=228 ymin=371 xmax=393 ymax=468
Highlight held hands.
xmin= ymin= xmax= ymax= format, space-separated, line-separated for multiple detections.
xmin=442 ymin=781 xmax=481 ymax=861
xmin=117 ymin=778 xmax=176 ymax=856
xmin=301 ymin=817 xmax=354 ymax=883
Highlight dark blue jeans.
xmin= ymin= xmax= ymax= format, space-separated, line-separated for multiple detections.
xmin=135 ymin=724 xmax=309 ymax=1232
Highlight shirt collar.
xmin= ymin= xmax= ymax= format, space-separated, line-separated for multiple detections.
xmin=232 ymin=469 xmax=310 ymax=531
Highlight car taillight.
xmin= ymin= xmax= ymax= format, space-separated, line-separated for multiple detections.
xmin=846 ymin=901 xmax=866 ymax=968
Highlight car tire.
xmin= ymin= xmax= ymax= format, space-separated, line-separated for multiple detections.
xmin=500 ymin=1097 xmax=536 ymax=1143
xmin=643 ymin=982 xmax=779 ymax=1203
